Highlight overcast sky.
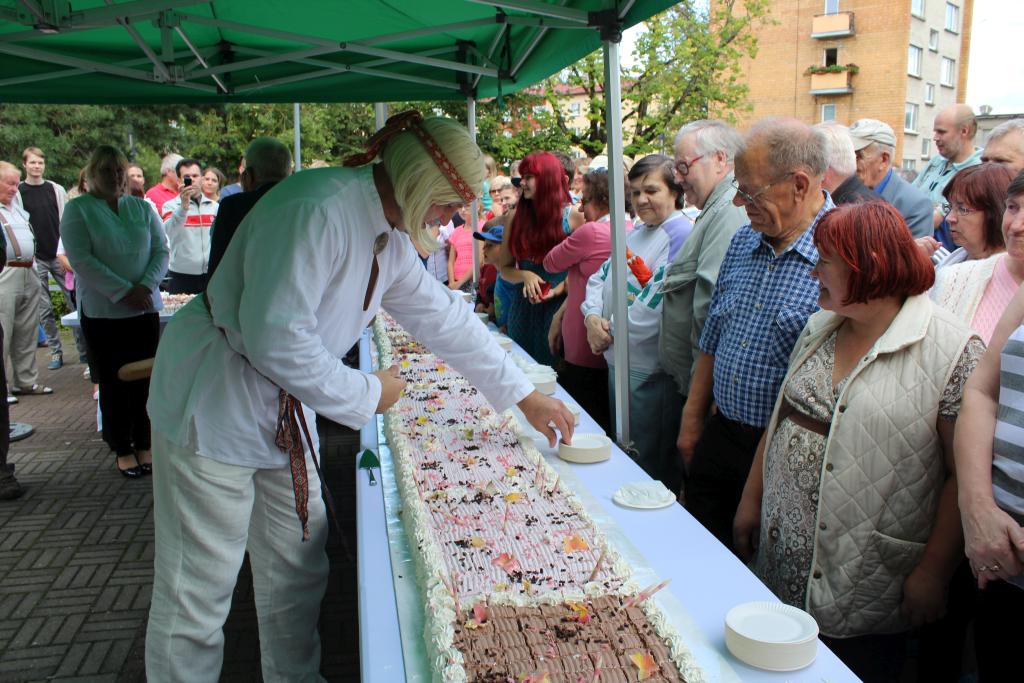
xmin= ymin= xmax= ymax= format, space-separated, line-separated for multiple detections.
xmin=622 ymin=0 xmax=1023 ymax=116
xmin=966 ymin=0 xmax=1024 ymax=114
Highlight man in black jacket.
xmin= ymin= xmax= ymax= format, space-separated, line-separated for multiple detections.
xmin=207 ymin=138 xmax=293 ymax=281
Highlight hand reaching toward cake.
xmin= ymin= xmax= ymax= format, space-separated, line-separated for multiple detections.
xmin=373 ymin=364 xmax=407 ymax=413
xmin=518 ymin=390 xmax=574 ymax=447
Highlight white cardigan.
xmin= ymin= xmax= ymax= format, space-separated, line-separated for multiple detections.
xmin=930 ymin=252 xmax=1001 ymax=327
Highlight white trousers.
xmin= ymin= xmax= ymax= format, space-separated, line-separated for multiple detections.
xmin=145 ymin=430 xmax=328 ymax=683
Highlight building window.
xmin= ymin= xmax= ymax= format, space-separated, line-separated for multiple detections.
xmin=941 ymin=57 xmax=956 ymax=87
xmin=912 ymin=0 xmax=925 ymax=18
xmin=929 ymin=29 xmax=940 ymax=51
xmin=823 ymin=48 xmax=838 ymax=67
xmin=569 ymin=102 xmax=581 ymax=115
xmin=905 ymin=102 xmax=920 ymax=132
xmin=921 ymin=138 xmax=930 ymax=157
xmin=902 ymin=158 xmax=918 ymax=171
xmin=908 ymin=45 xmax=923 ymax=77
xmin=821 ymin=103 xmax=837 ymax=122
xmin=925 ymin=83 xmax=936 ymax=105
xmin=824 ymin=0 xmax=839 ymax=15
xmin=945 ymin=3 xmax=960 ymax=33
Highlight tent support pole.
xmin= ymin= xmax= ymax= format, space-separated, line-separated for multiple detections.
xmin=293 ymin=103 xmax=302 ymax=170
xmin=467 ymin=96 xmax=480 ymax=285
xmin=374 ymin=102 xmax=388 ymax=130
xmin=602 ymin=36 xmax=630 ymax=448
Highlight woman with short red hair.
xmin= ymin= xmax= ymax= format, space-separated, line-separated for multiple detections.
xmin=733 ymin=202 xmax=984 ymax=680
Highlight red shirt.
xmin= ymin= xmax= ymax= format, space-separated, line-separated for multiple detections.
xmin=477 ymin=264 xmax=497 ymax=307
xmin=145 ymin=183 xmax=178 ymax=215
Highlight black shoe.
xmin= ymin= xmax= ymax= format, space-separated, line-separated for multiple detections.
xmin=0 ymin=472 xmax=25 ymax=500
xmin=116 ymin=454 xmax=143 ymax=479
xmin=136 ymin=450 xmax=152 ymax=475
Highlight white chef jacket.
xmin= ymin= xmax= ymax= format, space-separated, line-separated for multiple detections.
xmin=147 ymin=165 xmax=535 ymax=469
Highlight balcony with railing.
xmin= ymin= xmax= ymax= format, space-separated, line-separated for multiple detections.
xmin=808 ymin=68 xmax=855 ymax=95
xmin=812 ymin=12 xmax=855 ymax=38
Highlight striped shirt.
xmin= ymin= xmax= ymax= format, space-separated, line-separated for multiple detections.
xmin=699 ymin=195 xmax=834 ymax=427
xmin=994 ymin=324 xmax=1024 ymax=589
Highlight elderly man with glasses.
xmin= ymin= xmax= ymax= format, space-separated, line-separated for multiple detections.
xmin=658 ymin=120 xmax=749 ymax=486
xmin=679 ymin=118 xmax=832 ymax=552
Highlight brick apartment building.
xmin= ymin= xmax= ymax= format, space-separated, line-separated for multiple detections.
xmin=724 ymin=0 xmax=973 ymax=170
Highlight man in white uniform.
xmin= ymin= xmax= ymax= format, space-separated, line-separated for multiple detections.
xmin=144 ymin=113 xmax=573 ymax=682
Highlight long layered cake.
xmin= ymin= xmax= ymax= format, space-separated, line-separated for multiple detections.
xmin=373 ymin=313 xmax=703 ymax=683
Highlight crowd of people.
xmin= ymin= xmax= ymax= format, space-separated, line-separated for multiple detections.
xmin=1 ymin=103 xmax=1024 ymax=682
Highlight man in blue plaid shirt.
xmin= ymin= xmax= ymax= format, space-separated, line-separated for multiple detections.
xmin=678 ymin=119 xmax=834 ymax=552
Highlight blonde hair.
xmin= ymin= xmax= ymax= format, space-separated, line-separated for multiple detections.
xmin=490 ymin=174 xmax=512 ymax=192
xmin=381 ymin=117 xmax=485 ymax=252
xmin=0 ymin=161 xmax=20 ymax=179
xmin=84 ymin=145 xmax=129 ymax=198
xmin=22 ymin=147 xmax=44 ymax=162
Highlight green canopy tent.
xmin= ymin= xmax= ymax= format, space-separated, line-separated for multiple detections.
xmin=0 ymin=0 xmax=677 ymax=450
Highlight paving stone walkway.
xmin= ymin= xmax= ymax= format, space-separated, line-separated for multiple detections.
xmin=0 ymin=343 xmax=360 ymax=682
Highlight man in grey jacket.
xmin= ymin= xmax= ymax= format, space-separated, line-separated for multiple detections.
xmin=849 ymin=119 xmax=933 ymax=238
xmin=659 ymin=120 xmax=748 ymax=490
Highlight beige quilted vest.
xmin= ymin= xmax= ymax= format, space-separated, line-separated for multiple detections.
xmin=761 ymin=294 xmax=976 ymax=637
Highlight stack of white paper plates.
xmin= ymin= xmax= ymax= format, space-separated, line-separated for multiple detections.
xmin=558 ymin=434 xmax=612 ymax=463
xmin=613 ymin=481 xmax=676 ymax=509
xmin=725 ymin=601 xmax=818 ymax=671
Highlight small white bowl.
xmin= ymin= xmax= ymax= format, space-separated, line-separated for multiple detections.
xmin=724 ymin=601 xmax=818 ymax=671
xmin=558 ymin=434 xmax=612 ymax=463
xmin=567 ymin=403 xmax=581 ymax=425
xmin=491 ymin=332 xmax=514 ymax=351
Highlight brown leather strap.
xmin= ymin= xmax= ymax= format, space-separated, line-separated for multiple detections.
xmin=777 ymin=399 xmax=831 ymax=437
xmin=203 ymin=291 xmax=342 ymax=542
xmin=0 ymin=213 xmax=24 ymax=260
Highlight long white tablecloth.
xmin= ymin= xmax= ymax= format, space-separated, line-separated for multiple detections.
xmin=356 ymin=327 xmax=860 ymax=683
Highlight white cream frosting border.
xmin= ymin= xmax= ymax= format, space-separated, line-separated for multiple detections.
xmin=371 ymin=315 xmax=706 ymax=683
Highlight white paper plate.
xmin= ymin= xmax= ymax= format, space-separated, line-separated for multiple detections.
xmin=725 ymin=601 xmax=818 ymax=671
xmin=491 ymin=332 xmax=514 ymax=350
xmin=558 ymin=434 xmax=611 ymax=463
xmin=612 ymin=481 xmax=676 ymax=509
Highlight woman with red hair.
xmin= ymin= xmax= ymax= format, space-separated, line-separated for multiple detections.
xmin=733 ymin=202 xmax=983 ymax=681
xmin=498 ymin=151 xmax=572 ymax=364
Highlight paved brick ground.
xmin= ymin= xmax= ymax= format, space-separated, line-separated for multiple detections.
xmin=0 ymin=342 xmax=360 ymax=682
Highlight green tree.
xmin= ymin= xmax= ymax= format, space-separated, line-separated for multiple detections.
xmin=534 ymin=0 xmax=770 ymax=157
xmin=625 ymin=0 xmax=771 ymax=153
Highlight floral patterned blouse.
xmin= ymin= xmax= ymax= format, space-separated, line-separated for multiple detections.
xmin=754 ymin=330 xmax=985 ymax=607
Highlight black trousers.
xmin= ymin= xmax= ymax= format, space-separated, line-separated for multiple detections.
xmin=80 ymin=313 xmax=159 ymax=456
xmin=683 ymin=411 xmax=763 ymax=553
xmin=559 ymin=361 xmax=611 ymax=435
xmin=0 ymin=323 xmax=9 ymax=472
xmin=821 ymin=632 xmax=908 ymax=683
xmin=975 ymin=578 xmax=1024 ymax=682
xmin=166 ymin=270 xmax=206 ymax=294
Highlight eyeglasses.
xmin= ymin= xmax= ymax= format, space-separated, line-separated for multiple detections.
xmin=674 ymin=155 xmax=704 ymax=177
xmin=731 ymin=172 xmax=796 ymax=205
xmin=942 ymin=202 xmax=980 ymax=218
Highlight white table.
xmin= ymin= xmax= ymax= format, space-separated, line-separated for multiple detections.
xmin=60 ymin=310 xmax=176 ymax=327
xmin=356 ymin=328 xmax=860 ymax=683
